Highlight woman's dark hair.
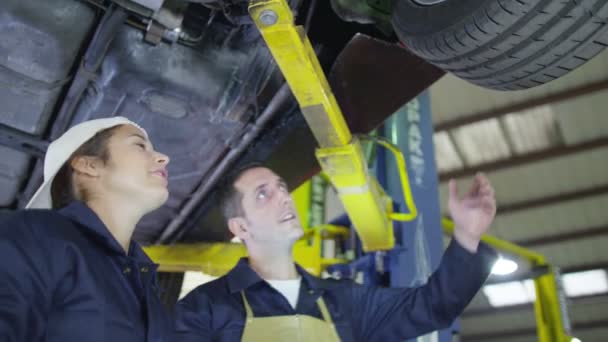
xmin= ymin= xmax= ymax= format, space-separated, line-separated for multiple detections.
xmin=50 ymin=126 xmax=119 ymax=209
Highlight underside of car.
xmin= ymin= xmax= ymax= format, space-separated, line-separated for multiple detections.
xmin=1 ymin=0 xmax=607 ymax=247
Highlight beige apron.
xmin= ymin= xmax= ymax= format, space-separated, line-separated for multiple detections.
xmin=240 ymin=291 xmax=342 ymax=342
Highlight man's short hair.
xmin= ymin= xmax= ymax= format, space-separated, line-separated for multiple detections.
xmin=217 ymin=161 xmax=266 ymax=221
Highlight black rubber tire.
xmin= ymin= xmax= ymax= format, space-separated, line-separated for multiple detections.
xmin=392 ymin=0 xmax=608 ymax=90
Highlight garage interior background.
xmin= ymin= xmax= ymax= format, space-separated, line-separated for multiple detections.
xmin=179 ymin=47 xmax=608 ymax=342
xmin=1 ymin=0 xmax=608 ymax=341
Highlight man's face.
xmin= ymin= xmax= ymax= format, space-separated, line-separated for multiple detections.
xmin=232 ymin=167 xmax=303 ymax=245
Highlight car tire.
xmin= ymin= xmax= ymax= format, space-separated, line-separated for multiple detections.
xmin=392 ymin=0 xmax=608 ymax=90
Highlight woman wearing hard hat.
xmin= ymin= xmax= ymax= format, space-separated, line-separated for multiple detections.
xmin=0 ymin=117 xmax=172 ymax=341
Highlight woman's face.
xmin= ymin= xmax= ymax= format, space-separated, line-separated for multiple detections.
xmin=95 ymin=124 xmax=170 ymax=211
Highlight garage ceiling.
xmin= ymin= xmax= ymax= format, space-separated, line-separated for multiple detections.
xmin=430 ymin=47 xmax=608 ymax=342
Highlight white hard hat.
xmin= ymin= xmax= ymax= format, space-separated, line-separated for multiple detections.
xmin=25 ymin=116 xmax=147 ymax=209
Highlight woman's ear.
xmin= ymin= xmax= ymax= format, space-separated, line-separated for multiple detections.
xmin=70 ymin=156 xmax=102 ymax=178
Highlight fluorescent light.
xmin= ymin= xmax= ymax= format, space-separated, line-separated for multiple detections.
xmin=562 ymin=269 xmax=608 ymax=297
xmin=522 ymin=279 xmax=536 ymax=299
xmin=483 ymin=281 xmax=535 ymax=307
xmin=571 ymin=338 xmax=582 ymax=342
xmin=483 ymin=269 xmax=608 ymax=309
xmin=491 ymin=256 xmax=519 ymax=275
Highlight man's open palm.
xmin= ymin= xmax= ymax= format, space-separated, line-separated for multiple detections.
xmin=448 ymin=173 xmax=497 ymax=252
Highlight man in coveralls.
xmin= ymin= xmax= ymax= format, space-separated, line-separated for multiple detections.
xmin=174 ymin=163 xmax=498 ymax=341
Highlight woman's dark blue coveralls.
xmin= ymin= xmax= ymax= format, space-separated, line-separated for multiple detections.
xmin=0 ymin=201 xmax=171 ymax=342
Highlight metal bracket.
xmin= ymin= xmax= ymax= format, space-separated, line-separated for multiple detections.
xmin=329 ymin=0 xmax=393 ymax=34
xmin=0 ymin=123 xmax=48 ymax=158
xmin=144 ymin=19 xmax=181 ymax=45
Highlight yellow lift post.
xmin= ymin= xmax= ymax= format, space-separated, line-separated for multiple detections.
xmin=443 ymin=219 xmax=573 ymax=342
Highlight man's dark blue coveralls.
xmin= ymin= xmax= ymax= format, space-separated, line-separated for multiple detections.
xmin=174 ymin=239 xmax=497 ymax=341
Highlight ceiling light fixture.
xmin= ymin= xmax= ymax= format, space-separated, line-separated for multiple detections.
xmin=492 ymin=256 xmax=518 ymax=276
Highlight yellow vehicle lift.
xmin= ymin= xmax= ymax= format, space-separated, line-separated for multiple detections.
xmin=248 ymin=0 xmax=417 ymax=251
xmin=144 ymin=224 xmax=349 ymax=276
xmin=442 ymin=219 xmax=573 ymax=342
xmin=146 ymin=0 xmax=416 ymax=277
xmin=145 ymin=1 xmax=574 ymax=340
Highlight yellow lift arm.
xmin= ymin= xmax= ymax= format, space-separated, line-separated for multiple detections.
xmin=144 ymin=225 xmax=349 ymax=276
xmin=248 ymin=0 xmax=416 ymax=251
xmin=442 ymin=219 xmax=573 ymax=342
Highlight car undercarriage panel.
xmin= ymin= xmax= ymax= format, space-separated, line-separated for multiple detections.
xmin=70 ymin=24 xmax=276 ymax=242
xmin=0 ymin=0 xmax=442 ymax=245
xmin=0 ymin=0 xmax=97 ymax=206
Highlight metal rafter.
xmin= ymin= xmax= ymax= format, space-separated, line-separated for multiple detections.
xmin=435 ymin=79 xmax=608 ymax=133
xmin=463 ymin=292 xmax=608 ymax=318
xmin=439 ymin=136 xmax=608 ymax=181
